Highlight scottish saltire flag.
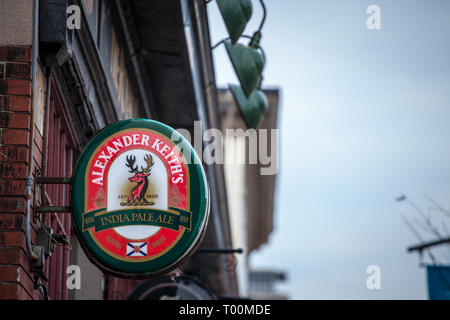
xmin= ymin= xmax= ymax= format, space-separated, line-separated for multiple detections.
xmin=127 ymin=242 xmax=148 ymax=257
xmin=427 ymin=265 xmax=450 ymax=300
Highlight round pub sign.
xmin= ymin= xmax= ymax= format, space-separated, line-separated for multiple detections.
xmin=71 ymin=119 xmax=209 ymax=277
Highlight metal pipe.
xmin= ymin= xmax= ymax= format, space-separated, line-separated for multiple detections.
xmin=40 ymin=67 xmax=53 ymax=210
xmin=25 ymin=0 xmax=40 ymax=261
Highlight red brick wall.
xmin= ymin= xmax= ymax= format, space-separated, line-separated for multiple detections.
xmin=105 ymin=275 xmax=141 ymax=300
xmin=0 ymin=45 xmax=43 ymax=300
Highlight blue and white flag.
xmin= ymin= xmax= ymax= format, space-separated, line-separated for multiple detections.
xmin=127 ymin=242 xmax=148 ymax=257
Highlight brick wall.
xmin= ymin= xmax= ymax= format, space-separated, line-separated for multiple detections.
xmin=0 ymin=45 xmax=43 ymax=300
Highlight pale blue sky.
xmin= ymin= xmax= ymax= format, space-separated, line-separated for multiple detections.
xmin=208 ymin=0 xmax=450 ymax=299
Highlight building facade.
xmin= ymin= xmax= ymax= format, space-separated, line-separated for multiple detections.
xmin=218 ymin=88 xmax=280 ymax=296
xmin=0 ymin=0 xmax=279 ymax=300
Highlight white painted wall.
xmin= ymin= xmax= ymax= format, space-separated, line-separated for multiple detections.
xmin=224 ymin=136 xmax=249 ymax=296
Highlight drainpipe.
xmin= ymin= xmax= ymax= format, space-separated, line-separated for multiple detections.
xmin=40 ymin=67 xmax=52 ymax=208
xmin=25 ymin=0 xmax=40 ymax=262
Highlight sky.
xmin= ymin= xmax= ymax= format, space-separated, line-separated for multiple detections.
xmin=207 ymin=0 xmax=450 ymax=299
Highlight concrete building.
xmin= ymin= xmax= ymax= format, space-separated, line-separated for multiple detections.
xmin=218 ymin=88 xmax=280 ymax=297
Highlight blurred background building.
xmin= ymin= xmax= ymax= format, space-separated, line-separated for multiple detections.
xmin=248 ymin=269 xmax=287 ymax=300
xmin=218 ymin=88 xmax=282 ymax=297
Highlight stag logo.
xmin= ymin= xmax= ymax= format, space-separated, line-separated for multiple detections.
xmin=120 ymin=154 xmax=155 ymax=206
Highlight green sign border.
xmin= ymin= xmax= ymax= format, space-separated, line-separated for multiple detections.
xmin=71 ymin=119 xmax=209 ymax=277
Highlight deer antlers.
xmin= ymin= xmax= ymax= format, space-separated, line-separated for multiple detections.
xmin=126 ymin=155 xmax=139 ymax=173
xmin=141 ymin=154 xmax=154 ymax=173
xmin=126 ymin=154 xmax=154 ymax=173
